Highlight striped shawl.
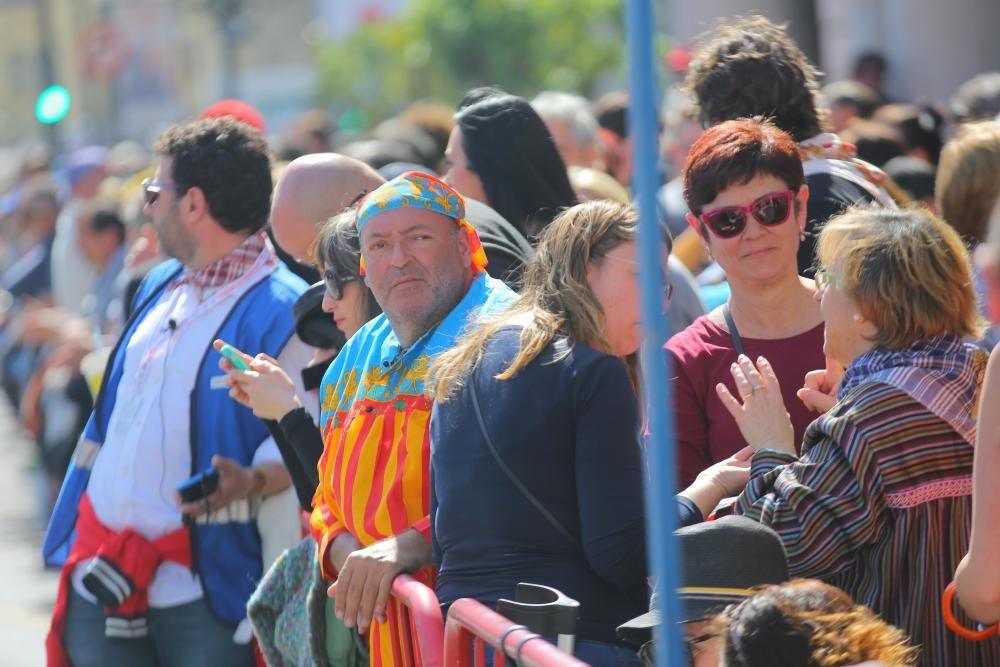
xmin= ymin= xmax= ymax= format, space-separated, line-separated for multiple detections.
xmin=735 ymin=333 xmax=1000 ymax=665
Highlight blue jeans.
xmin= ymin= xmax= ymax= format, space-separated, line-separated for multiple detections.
xmin=63 ymin=589 xmax=254 ymax=667
xmin=484 ymin=636 xmax=643 ymax=667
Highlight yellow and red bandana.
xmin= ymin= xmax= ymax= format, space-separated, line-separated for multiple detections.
xmin=355 ymin=171 xmax=488 ymax=274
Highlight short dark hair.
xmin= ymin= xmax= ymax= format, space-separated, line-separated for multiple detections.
xmin=457 ymin=86 xmax=508 ymax=111
xmin=839 ymin=120 xmax=905 ymax=167
xmin=592 ymin=90 xmax=629 ymax=138
xmin=455 ymin=94 xmax=577 ymax=239
xmin=684 ymin=16 xmax=823 ymax=142
xmin=882 ymin=156 xmax=936 ymax=202
xmin=154 ymin=117 xmax=272 ymax=235
xmin=853 ymin=51 xmax=887 ymax=79
xmin=873 ymin=103 xmax=945 ymax=164
xmin=820 ymin=80 xmax=879 ymax=119
xmin=85 ymin=203 xmax=126 ymax=245
xmin=683 ymin=117 xmax=805 ymax=214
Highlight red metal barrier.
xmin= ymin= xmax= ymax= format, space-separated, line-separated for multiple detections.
xmin=444 ymin=598 xmax=589 ymax=667
xmin=386 ymin=574 xmax=446 ymax=667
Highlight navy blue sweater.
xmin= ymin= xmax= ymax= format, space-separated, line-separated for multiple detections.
xmin=430 ymin=327 xmax=651 ymax=645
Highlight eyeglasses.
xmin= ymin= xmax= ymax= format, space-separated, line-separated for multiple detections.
xmin=601 ymin=254 xmax=674 ymax=301
xmin=684 ymin=631 xmax=717 ymax=666
xmin=323 ymin=267 xmax=359 ymax=301
xmin=698 ymin=190 xmax=794 ymax=239
xmin=141 ymin=178 xmax=182 ymax=207
xmin=815 ymin=268 xmax=840 ymax=292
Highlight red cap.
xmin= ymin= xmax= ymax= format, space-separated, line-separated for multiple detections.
xmin=665 ymin=45 xmax=691 ymax=74
xmin=199 ymin=99 xmax=266 ymax=134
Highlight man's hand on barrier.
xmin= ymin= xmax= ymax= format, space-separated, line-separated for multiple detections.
xmin=329 ymin=528 xmax=432 ymax=632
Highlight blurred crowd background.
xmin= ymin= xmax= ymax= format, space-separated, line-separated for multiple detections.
xmin=1 ymin=0 xmax=999 ymax=519
xmin=0 ymin=0 xmax=998 ymax=155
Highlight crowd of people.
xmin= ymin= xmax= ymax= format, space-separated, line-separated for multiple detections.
xmin=1 ymin=13 xmax=999 ymax=667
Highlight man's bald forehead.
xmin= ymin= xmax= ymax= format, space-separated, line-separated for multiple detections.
xmin=274 ymin=153 xmax=385 ymax=221
xmin=270 ymin=153 xmax=385 ymax=262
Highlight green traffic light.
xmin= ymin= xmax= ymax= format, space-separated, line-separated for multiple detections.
xmin=35 ymin=85 xmax=71 ymax=124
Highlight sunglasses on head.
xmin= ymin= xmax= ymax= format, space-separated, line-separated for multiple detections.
xmin=141 ymin=178 xmax=183 ymax=207
xmin=698 ymin=190 xmax=795 ymax=239
xmin=323 ymin=267 xmax=359 ymax=301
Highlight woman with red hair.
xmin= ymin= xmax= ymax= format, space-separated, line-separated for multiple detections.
xmin=666 ymin=118 xmax=826 ymax=488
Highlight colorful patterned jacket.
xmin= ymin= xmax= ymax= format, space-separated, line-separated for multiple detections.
xmin=310 ymin=272 xmax=516 ymax=665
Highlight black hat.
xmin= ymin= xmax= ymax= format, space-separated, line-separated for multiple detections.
xmin=293 ymin=282 xmax=346 ymax=350
xmin=617 ymin=517 xmax=789 ymax=645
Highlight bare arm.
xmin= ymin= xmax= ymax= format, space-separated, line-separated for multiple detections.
xmin=177 ymin=456 xmax=290 ymax=516
xmin=955 ymin=346 xmax=1000 ymax=624
xmin=678 ymin=446 xmax=753 ymax=519
xmin=328 ymin=528 xmax=433 ymax=631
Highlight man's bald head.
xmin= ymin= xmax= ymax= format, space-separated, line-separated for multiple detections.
xmin=270 ymin=153 xmax=385 ymax=262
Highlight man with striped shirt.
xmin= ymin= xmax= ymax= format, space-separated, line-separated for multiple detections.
xmin=309 ymin=172 xmax=516 ymax=665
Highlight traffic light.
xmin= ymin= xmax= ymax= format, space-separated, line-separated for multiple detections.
xmin=35 ymin=85 xmax=71 ymax=124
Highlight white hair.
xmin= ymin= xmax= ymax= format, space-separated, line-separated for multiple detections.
xmin=531 ymin=91 xmax=599 ymax=150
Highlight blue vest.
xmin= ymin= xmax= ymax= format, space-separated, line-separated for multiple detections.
xmin=43 ymin=258 xmax=306 ymax=625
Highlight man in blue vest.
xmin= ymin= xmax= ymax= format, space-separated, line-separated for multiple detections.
xmin=43 ymin=117 xmax=314 ymax=667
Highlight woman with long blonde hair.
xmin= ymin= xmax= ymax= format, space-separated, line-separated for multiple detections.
xmin=428 ymin=200 xmax=751 ymax=666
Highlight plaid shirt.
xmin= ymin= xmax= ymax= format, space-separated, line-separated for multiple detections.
xmin=169 ymin=231 xmax=270 ymax=292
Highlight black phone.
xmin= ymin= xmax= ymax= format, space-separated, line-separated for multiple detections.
xmin=177 ymin=467 xmax=220 ymax=503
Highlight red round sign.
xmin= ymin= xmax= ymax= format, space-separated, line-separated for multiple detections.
xmin=76 ymin=23 xmax=126 ymax=82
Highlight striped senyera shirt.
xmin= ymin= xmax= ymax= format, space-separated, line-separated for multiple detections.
xmin=309 ymin=272 xmax=517 ymax=667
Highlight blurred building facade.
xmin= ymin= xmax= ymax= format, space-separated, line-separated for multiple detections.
xmin=672 ymin=0 xmax=1000 ymax=113
xmin=0 ymin=0 xmax=996 ymax=149
xmin=0 ymin=0 xmax=319 ymax=147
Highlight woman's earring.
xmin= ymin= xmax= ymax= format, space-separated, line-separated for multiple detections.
xmin=852 ymin=313 xmax=863 ymax=322
xmin=799 ymin=229 xmax=806 ymax=242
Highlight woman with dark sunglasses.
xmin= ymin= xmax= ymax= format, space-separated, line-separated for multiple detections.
xmin=217 ymin=209 xmax=382 ymax=665
xmin=665 ymin=118 xmax=826 ymax=489
xmin=218 ymin=209 xmax=381 ymax=509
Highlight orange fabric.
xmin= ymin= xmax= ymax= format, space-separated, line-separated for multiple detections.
xmin=310 ymin=392 xmax=436 ymax=667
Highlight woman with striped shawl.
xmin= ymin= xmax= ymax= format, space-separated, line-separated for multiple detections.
xmin=716 ymin=206 xmax=1000 ymax=665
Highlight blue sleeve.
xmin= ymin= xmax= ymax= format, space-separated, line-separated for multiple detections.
xmin=675 ymin=495 xmax=704 ymax=527
xmin=573 ymin=356 xmax=648 ymax=589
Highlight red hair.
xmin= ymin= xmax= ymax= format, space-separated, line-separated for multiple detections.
xmin=683 ymin=117 xmax=804 ymax=214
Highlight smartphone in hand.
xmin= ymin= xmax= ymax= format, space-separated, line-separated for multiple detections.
xmin=177 ymin=466 xmax=221 ymax=503
xmin=215 ymin=340 xmax=251 ymax=371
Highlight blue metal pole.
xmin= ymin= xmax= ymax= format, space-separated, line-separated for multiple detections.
xmin=625 ymin=1 xmax=685 ymax=666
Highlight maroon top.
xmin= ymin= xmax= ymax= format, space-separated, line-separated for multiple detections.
xmin=665 ymin=314 xmax=826 ymax=487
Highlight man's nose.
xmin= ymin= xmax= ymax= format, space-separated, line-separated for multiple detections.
xmin=389 ymin=240 xmax=411 ymax=267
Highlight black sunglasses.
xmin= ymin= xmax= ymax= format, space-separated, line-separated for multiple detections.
xmin=324 ymin=267 xmax=359 ymax=300
xmin=697 ymin=190 xmax=794 ymax=239
xmin=141 ymin=177 xmax=186 ymax=207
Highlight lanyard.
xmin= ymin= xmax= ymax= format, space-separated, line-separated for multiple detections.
xmin=723 ymin=302 xmax=746 ymax=357
xmin=136 ymin=249 xmax=274 ymax=379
